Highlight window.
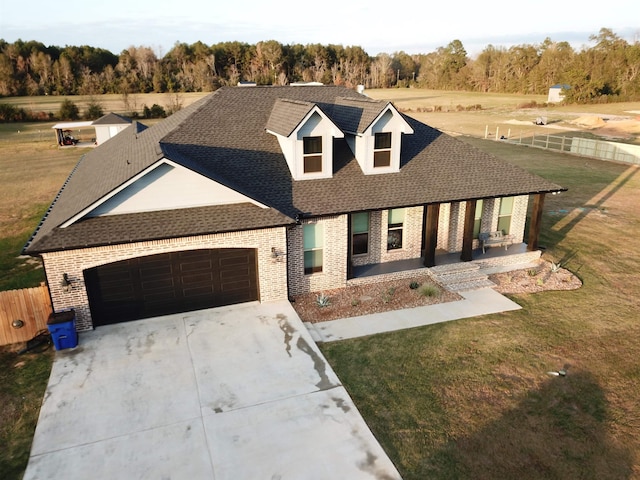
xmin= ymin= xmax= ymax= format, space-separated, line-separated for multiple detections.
xmin=498 ymin=197 xmax=514 ymax=235
xmin=387 ymin=208 xmax=405 ymax=250
xmin=351 ymin=212 xmax=369 ymax=255
xmin=373 ymin=132 xmax=391 ymax=167
xmin=303 ymin=136 xmax=322 ymax=173
xmin=473 ymin=199 xmax=484 ymax=239
xmin=303 ymin=223 xmax=323 ymax=274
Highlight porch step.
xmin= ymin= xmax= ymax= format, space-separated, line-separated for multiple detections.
xmin=429 ymin=262 xmax=481 ymax=275
xmin=430 ymin=263 xmax=495 ymax=293
xmin=443 ymin=278 xmax=497 ymax=292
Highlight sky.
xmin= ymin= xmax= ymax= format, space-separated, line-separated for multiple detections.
xmin=0 ymin=0 xmax=638 ymax=57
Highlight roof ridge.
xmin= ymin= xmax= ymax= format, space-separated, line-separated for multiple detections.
xmin=275 ymin=98 xmax=316 ymax=106
xmin=336 ymin=95 xmax=385 ymax=104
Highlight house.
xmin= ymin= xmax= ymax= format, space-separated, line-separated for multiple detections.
xmin=547 ymin=84 xmax=570 ymax=103
xmin=25 ymin=86 xmax=565 ymax=331
xmin=92 ymin=112 xmax=132 ymax=145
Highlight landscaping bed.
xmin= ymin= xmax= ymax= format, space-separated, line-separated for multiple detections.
xmin=292 ymin=276 xmax=461 ymax=323
xmin=489 ymin=259 xmax=582 ymax=295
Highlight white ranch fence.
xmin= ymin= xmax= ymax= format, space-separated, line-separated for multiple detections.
xmin=487 ymin=127 xmax=640 ymax=166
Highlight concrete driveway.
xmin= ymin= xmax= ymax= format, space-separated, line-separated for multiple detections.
xmin=24 ymin=301 xmax=400 ymax=479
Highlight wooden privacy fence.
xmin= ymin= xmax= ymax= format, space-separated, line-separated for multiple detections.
xmin=0 ymin=285 xmax=52 ymax=346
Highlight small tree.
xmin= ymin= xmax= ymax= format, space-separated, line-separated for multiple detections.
xmin=58 ymin=99 xmax=80 ymax=120
xmin=84 ymin=101 xmax=104 ymax=120
xmin=142 ymin=103 xmax=166 ymax=119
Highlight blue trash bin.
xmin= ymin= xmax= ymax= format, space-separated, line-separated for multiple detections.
xmin=47 ymin=309 xmax=78 ymax=350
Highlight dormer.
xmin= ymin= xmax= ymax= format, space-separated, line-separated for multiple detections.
xmin=333 ymin=97 xmax=414 ymax=175
xmin=266 ymin=98 xmax=344 ymax=181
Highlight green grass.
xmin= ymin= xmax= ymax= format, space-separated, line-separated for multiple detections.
xmin=321 ymin=139 xmax=640 ymax=479
xmin=0 ymin=344 xmax=54 ymax=480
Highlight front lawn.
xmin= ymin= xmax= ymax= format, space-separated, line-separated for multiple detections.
xmin=322 ymin=140 xmax=640 ymax=479
xmin=0 ymin=344 xmax=54 ymax=480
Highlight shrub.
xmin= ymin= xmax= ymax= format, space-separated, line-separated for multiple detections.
xmin=0 ymin=103 xmax=28 ymax=122
xmin=381 ymin=287 xmax=396 ymax=304
xmin=419 ymin=284 xmax=439 ymax=297
xmin=84 ymin=101 xmax=104 ymax=120
xmin=58 ymin=99 xmax=80 ymax=120
xmin=142 ymin=103 xmax=167 ymax=119
xmin=409 ymin=281 xmax=420 ymax=290
xmin=315 ymin=293 xmax=331 ymax=308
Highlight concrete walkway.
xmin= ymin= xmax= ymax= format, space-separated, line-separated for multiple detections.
xmin=306 ymin=288 xmax=521 ymax=343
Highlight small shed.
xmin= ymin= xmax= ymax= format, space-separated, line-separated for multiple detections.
xmin=92 ymin=113 xmax=132 ymax=145
xmin=52 ymin=121 xmax=94 ymax=146
xmin=547 ymin=84 xmax=570 ymax=103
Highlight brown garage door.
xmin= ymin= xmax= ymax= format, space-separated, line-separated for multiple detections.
xmin=84 ymin=249 xmax=258 ymax=326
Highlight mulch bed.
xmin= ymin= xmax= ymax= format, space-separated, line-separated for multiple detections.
xmin=291 ymin=276 xmax=461 ymax=324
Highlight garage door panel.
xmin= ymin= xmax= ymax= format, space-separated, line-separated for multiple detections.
xmin=85 ymin=248 xmax=259 ymax=326
xmin=182 ymin=272 xmax=214 ymax=285
xmin=221 ymin=280 xmax=252 ymax=292
xmin=183 ymin=286 xmax=215 ymax=298
xmin=141 ymin=277 xmax=176 ymax=290
xmin=219 ymin=256 xmax=251 ymax=268
xmin=220 ymin=267 xmax=251 ymax=279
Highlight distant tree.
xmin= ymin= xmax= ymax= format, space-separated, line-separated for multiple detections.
xmin=58 ymin=98 xmax=79 ymax=120
xmin=0 ymin=103 xmax=27 ymax=122
xmin=84 ymin=100 xmax=104 ymax=120
xmin=142 ymin=103 xmax=166 ymax=118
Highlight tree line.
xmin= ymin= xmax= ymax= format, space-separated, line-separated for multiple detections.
xmin=1 ymin=28 xmax=639 ymax=104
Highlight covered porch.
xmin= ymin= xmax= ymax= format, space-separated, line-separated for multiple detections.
xmin=347 ymin=193 xmax=548 ymax=287
xmin=348 ymin=242 xmax=541 ymax=290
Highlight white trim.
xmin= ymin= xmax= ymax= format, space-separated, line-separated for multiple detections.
xmin=51 ymin=121 xmax=94 ymax=129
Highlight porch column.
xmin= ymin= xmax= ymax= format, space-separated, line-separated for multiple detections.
xmin=423 ymin=203 xmax=440 ymax=267
xmin=346 ymin=213 xmax=353 ymax=279
xmin=528 ymin=193 xmax=546 ymax=251
xmin=461 ymin=200 xmax=476 ymax=262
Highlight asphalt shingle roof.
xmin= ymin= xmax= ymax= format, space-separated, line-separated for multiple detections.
xmin=92 ymin=112 xmax=131 ymax=125
xmin=332 ymin=96 xmax=388 ymax=133
xmin=265 ymin=98 xmax=316 ymax=137
xmin=25 ymin=85 xmax=565 ymax=254
xmin=30 ymin=203 xmax=293 ymax=252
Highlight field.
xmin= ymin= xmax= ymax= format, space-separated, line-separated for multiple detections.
xmin=1 ymin=90 xmax=640 ymax=479
xmin=366 ymin=88 xmax=640 ymax=144
xmin=1 ymin=92 xmax=208 ymax=118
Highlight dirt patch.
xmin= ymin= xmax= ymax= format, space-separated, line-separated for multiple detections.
xmin=571 ymin=115 xmax=607 ymax=128
xmin=592 ymin=118 xmax=640 ymax=139
xmin=489 ymin=259 xmax=582 ymax=295
xmin=291 ymin=276 xmax=461 ymax=324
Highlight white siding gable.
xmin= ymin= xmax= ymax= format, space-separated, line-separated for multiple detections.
xmin=84 ymin=160 xmax=265 ymax=218
xmin=351 ymin=104 xmax=413 ymax=175
xmin=268 ymin=106 xmax=343 ymax=181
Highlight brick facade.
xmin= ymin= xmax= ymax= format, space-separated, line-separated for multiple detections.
xmin=287 ymin=196 xmax=531 ymax=296
xmin=45 ymin=196 xmax=532 ymax=330
xmin=287 ymin=216 xmax=348 ymax=297
xmin=42 ymin=227 xmax=288 ymax=331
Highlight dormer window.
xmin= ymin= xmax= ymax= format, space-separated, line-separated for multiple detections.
xmin=373 ymin=132 xmax=392 ymax=168
xmin=303 ymin=136 xmax=323 ymax=173
xmin=266 ymin=99 xmax=343 ymax=181
xmin=332 ymin=97 xmax=413 ymax=175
